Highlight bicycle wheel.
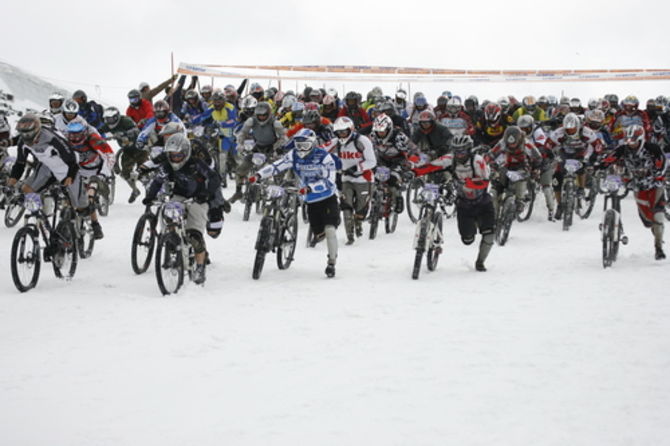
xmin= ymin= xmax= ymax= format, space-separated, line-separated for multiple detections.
xmin=562 ymin=185 xmax=575 ymax=231
xmin=385 ymin=209 xmax=398 ymax=234
xmin=496 ymin=197 xmax=515 ymax=246
xmin=52 ymin=221 xmax=78 ymax=280
xmin=155 ymin=233 xmax=184 ymax=295
xmin=426 ymin=212 xmax=443 ymax=271
xmin=412 ymin=219 xmax=428 ymax=279
xmin=131 ymin=212 xmax=157 ymax=274
xmin=77 ymin=217 xmax=96 ymax=259
xmin=663 ymin=182 xmax=670 ymax=221
xmin=601 ymin=209 xmax=617 ymax=268
xmin=576 ymin=179 xmax=597 ymax=220
xmin=107 ymin=176 xmax=116 ymax=205
xmin=4 ymin=195 xmax=25 ymax=228
xmin=368 ymin=193 xmax=381 ymax=240
xmin=11 ymin=226 xmax=41 ymax=292
xmin=277 ymin=213 xmax=298 ymax=270
xmin=516 ymin=179 xmax=536 ymax=222
xmin=406 ymin=180 xmax=422 ymax=223
xmin=252 ymin=217 xmax=272 ymax=279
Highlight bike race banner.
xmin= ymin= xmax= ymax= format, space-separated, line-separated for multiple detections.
xmin=177 ymin=63 xmax=670 ymax=83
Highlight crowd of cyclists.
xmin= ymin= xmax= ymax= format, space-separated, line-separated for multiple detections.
xmin=0 ymin=73 xmax=668 ymax=290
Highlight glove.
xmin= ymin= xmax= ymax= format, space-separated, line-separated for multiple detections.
xmin=142 ymin=197 xmax=153 ymax=206
xmin=343 ymin=166 xmax=360 ymax=176
xmin=135 ymin=140 xmax=145 ymax=150
xmin=113 ymin=161 xmax=121 ymax=175
xmin=299 ymin=185 xmax=311 ymax=195
xmin=248 ymin=175 xmax=258 ymax=184
xmin=221 ymin=199 xmax=232 ymax=214
xmin=401 ymin=170 xmax=415 ymax=181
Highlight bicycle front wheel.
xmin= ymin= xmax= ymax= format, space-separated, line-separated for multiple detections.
xmin=11 ymin=226 xmax=41 ymax=292
xmin=277 ymin=213 xmax=298 ymax=270
xmin=155 ymin=233 xmax=184 ymax=295
xmin=406 ymin=180 xmax=422 ymax=223
xmin=602 ymin=209 xmax=617 ymax=268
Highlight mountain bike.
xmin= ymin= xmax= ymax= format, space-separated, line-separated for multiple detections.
xmin=368 ymin=166 xmax=401 ymax=239
xmin=131 ymin=182 xmax=172 ymax=274
xmin=494 ymin=170 xmax=527 ymax=246
xmin=154 ymin=199 xmax=198 ymax=295
xmin=560 ymin=159 xmax=583 ymax=231
xmin=516 ymin=175 xmax=537 ymax=222
xmin=10 ymin=186 xmax=78 ymax=292
xmin=599 ymin=171 xmax=630 ymax=268
xmin=575 ymin=167 xmax=598 ymax=220
xmin=252 ymin=182 xmax=300 ymax=279
xmin=411 ymin=182 xmax=445 ymax=280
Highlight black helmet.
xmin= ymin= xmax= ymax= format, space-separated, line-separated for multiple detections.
xmin=16 ymin=114 xmax=42 ymax=143
xmin=72 ymin=89 xmax=87 ymax=103
xmin=302 ymin=110 xmax=321 ymax=126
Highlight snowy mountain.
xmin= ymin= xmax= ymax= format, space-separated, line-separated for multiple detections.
xmin=0 ymin=60 xmax=69 ymax=117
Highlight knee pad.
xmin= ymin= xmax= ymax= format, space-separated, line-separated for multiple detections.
xmin=186 ymin=229 xmax=206 ymax=254
xmin=461 ymin=235 xmax=475 ymax=245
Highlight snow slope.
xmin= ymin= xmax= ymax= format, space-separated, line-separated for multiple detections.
xmin=0 ymin=178 xmax=668 ymax=445
xmin=0 ymin=61 xmax=69 ymax=115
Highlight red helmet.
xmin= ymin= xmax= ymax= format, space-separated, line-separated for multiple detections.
xmin=484 ymin=103 xmax=502 ymax=124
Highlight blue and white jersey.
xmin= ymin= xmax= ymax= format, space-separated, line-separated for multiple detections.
xmin=256 ymin=148 xmax=339 ymax=203
xmin=136 ymin=113 xmax=185 ymax=146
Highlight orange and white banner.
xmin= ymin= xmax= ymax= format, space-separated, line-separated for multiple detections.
xmin=177 ymin=63 xmax=670 ymax=83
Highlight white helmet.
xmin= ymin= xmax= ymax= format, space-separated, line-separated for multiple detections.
xmin=333 ymin=116 xmax=355 ymax=144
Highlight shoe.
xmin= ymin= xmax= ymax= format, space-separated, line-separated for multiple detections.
xmin=475 ymin=260 xmax=487 ymax=272
xmin=193 ymin=264 xmax=206 ymax=284
xmin=128 ymin=189 xmax=140 ymax=204
xmin=547 ymin=209 xmax=555 ymax=222
xmin=325 ymin=262 xmax=336 ymax=278
xmin=345 ymin=236 xmax=355 ymax=246
xmin=655 ymin=245 xmax=666 ymax=260
xmin=91 ymin=221 xmax=104 ymax=240
xmin=355 ymin=220 xmax=363 ymax=237
xmin=554 ymin=204 xmax=563 ymax=220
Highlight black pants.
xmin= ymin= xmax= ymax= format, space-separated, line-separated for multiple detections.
xmin=456 ymin=194 xmax=495 ymax=244
xmin=307 ymin=195 xmax=340 ymax=235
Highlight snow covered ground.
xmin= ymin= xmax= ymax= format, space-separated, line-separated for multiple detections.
xmin=0 ymin=177 xmax=668 ymax=445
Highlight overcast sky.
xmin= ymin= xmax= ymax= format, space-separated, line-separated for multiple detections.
xmin=3 ymin=0 xmax=670 ymax=108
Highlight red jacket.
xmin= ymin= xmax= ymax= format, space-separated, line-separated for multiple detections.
xmin=337 ymin=106 xmax=371 ymax=130
xmin=126 ymin=99 xmax=154 ymax=129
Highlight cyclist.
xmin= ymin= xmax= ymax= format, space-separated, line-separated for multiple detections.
xmin=248 ymin=128 xmax=340 ymax=277
xmin=142 ymin=133 xmax=223 ymax=284
xmin=411 ymin=135 xmax=495 ymax=271
xmin=604 ymin=125 xmax=667 ymax=259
